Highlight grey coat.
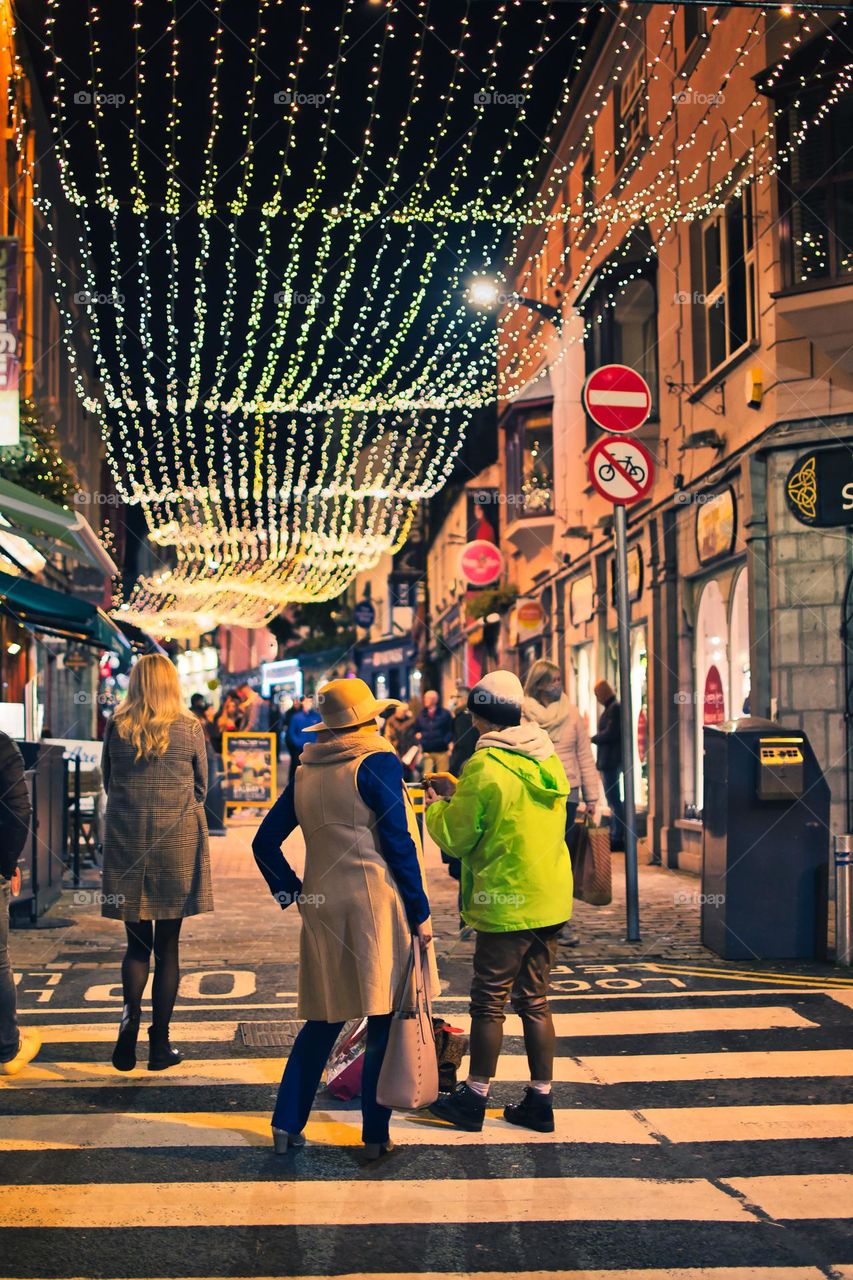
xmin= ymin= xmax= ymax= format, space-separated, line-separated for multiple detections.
xmin=100 ymin=714 xmax=214 ymax=921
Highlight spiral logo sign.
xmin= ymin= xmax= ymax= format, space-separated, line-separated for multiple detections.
xmin=458 ymin=539 xmax=504 ymax=587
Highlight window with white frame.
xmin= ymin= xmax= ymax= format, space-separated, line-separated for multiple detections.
xmin=697 ymin=186 xmax=756 ymax=380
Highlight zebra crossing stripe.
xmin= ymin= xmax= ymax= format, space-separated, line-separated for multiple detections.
xmin=3 ymin=1102 xmax=853 ymax=1151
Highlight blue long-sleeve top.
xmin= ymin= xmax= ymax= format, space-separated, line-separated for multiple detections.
xmin=252 ymin=751 xmax=430 ymax=928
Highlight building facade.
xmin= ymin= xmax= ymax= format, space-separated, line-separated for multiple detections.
xmin=493 ymin=6 xmax=853 ymax=867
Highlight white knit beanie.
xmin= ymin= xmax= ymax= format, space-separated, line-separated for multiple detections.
xmin=468 ymin=670 xmax=524 ymax=727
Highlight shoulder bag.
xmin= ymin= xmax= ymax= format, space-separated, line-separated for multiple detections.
xmin=376 ymin=940 xmax=439 ymax=1110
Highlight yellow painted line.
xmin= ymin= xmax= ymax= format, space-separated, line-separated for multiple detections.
xmin=31 ymin=1022 xmax=239 ymax=1044
xmin=728 ymin=1173 xmax=853 ymax=1220
xmin=0 ymin=1176 xmax=754 ymax=1228
xmin=0 ymin=1107 xmax=655 ymax=1151
xmin=643 ymin=1103 xmax=853 ymax=1144
xmin=571 ymin=1049 xmax=853 ymax=1086
xmin=454 ymin=1006 xmax=816 ymax=1038
xmin=643 ymin=963 xmax=853 ymax=990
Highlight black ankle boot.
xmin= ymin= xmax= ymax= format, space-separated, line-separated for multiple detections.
xmin=147 ymin=1027 xmax=182 ymax=1072
xmin=503 ymin=1086 xmax=555 ymax=1133
xmin=428 ymin=1082 xmax=487 ymax=1132
xmin=112 ymin=1004 xmax=141 ymax=1072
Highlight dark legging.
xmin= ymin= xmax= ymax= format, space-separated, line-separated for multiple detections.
xmin=273 ymin=1014 xmax=393 ymax=1144
xmin=122 ymin=918 xmax=183 ymax=1037
xmin=469 ymin=924 xmax=563 ymax=1080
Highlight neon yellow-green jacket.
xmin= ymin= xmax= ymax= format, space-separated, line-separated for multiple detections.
xmin=425 ymin=728 xmax=572 ymax=931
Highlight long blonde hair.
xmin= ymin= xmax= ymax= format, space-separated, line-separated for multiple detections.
xmin=113 ymin=654 xmax=187 ymax=761
xmin=524 ymin=659 xmax=563 ymax=704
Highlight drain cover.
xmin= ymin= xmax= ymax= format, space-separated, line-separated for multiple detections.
xmin=239 ymin=1020 xmax=302 ymax=1048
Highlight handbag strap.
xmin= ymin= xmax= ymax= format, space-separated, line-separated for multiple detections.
xmin=412 ymin=939 xmax=435 ymax=1038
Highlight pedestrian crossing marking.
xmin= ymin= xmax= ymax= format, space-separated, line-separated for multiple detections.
xmin=7 ymin=1047 xmax=853 ymax=1088
xmin=727 ymin=1173 xmax=853 ymax=1220
xmin=0 ymin=1176 xmax=757 ymax=1228
xmin=26 ymin=1021 xmax=240 ymax=1044
xmin=643 ymin=962 xmax=853 ymax=989
xmin=3 ymin=1101 xmax=853 ymax=1151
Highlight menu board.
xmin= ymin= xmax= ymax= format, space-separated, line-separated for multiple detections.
xmin=222 ymin=732 xmax=277 ymax=808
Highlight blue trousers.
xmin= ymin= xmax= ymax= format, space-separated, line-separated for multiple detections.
xmin=601 ymin=767 xmax=625 ymax=848
xmin=273 ymin=1014 xmax=393 ymax=1144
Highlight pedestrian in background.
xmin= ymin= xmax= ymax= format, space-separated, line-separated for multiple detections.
xmin=101 ymin=654 xmax=213 ymax=1073
xmin=383 ymin=701 xmax=416 ymax=756
xmin=414 ymin=689 xmax=453 ymax=774
xmin=0 ymin=731 xmax=38 ymax=1077
xmin=425 ymin=671 xmax=571 ymax=1136
xmin=212 ymin=690 xmax=240 ymax=753
xmin=591 ymin=679 xmax=625 ymax=852
xmin=286 ymin=695 xmax=322 ymax=779
xmin=252 ymin=678 xmax=436 ymax=1160
xmin=190 ymin=693 xmax=225 ymax=838
xmin=523 ymin=661 xmax=599 ymax=829
xmin=235 ymin=680 xmax=266 ymax=731
xmin=448 ymin=685 xmax=478 ymax=776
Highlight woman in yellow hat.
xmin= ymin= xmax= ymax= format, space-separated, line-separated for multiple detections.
xmin=252 ymin=677 xmax=437 ymax=1160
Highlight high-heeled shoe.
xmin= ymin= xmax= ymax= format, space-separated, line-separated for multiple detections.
xmin=272 ymin=1127 xmax=306 ymax=1153
xmin=362 ymin=1139 xmax=395 ymax=1161
xmin=111 ymin=1004 xmax=141 ymax=1072
xmin=147 ymin=1027 xmax=182 ymax=1071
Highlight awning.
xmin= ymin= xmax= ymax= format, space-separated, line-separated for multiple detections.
xmin=113 ymin=617 xmax=168 ymax=656
xmin=0 ymin=477 xmax=118 ymax=576
xmin=0 ymin=571 xmax=133 ymax=668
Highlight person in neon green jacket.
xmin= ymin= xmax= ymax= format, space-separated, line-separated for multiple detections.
xmin=425 ymin=670 xmax=572 ymax=1136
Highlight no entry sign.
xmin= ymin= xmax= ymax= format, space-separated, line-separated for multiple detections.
xmin=583 ymin=364 xmax=652 ymax=434
xmin=588 ymin=436 xmax=654 ymax=506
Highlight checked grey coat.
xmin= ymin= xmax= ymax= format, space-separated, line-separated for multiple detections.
xmin=100 ymin=714 xmax=214 ymax=922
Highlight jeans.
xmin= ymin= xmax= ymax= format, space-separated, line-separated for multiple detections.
xmin=0 ymin=879 xmax=19 ymax=1063
xmin=273 ymin=1014 xmax=393 ymax=1144
xmin=601 ymin=767 xmax=625 ymax=848
xmin=469 ymin=924 xmax=564 ymax=1080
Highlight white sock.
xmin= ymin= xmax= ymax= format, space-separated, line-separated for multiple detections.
xmin=529 ymin=1080 xmax=552 ymax=1096
xmin=465 ymin=1077 xmax=490 ymax=1098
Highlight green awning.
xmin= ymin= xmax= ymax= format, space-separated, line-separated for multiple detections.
xmin=0 ymin=477 xmax=117 ymax=576
xmin=0 ymin=571 xmax=133 ymax=669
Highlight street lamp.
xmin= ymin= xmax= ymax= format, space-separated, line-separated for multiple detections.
xmin=465 ymin=274 xmax=563 ymax=331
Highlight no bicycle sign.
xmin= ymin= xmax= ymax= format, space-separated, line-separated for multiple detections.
xmin=588 ymin=435 xmax=655 ymax=506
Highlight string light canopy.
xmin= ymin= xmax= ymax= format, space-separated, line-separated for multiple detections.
xmin=12 ymin=1 xmax=849 ymax=633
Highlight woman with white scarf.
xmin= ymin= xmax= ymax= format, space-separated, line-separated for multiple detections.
xmin=522 ymin=660 xmax=600 ymax=833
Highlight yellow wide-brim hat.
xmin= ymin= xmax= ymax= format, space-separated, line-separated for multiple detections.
xmin=303 ymin=677 xmax=403 ymax=732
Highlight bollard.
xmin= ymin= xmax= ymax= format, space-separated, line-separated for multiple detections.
xmin=835 ymin=834 xmax=853 ymax=967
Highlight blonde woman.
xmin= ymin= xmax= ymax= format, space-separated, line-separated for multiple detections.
xmin=101 ymin=654 xmax=213 ymax=1072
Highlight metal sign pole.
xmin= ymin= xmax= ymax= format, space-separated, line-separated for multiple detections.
xmin=614 ymin=504 xmax=640 ymax=941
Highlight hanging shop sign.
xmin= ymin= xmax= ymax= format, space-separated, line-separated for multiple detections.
xmin=609 ymin=546 xmax=643 ymax=605
xmin=696 ymin=487 xmax=737 ymax=564
xmin=459 ymin=539 xmax=504 ymax=587
xmin=0 ymin=239 xmax=19 ymax=447
xmin=703 ymin=664 xmax=726 ymax=727
xmin=785 ymin=447 xmax=853 ymax=529
xmin=222 ymin=732 xmax=277 ymax=809
xmin=515 ymin=598 xmax=548 ymax=640
xmin=588 ymin=436 xmax=655 ymax=506
xmin=353 ymin=598 xmax=376 ymax=629
xmin=570 ymin=574 xmax=595 ymax=626
xmin=583 ymin=364 xmax=652 ymax=435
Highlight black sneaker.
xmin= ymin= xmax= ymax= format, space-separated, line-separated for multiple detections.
xmin=428 ymin=1082 xmax=487 ymax=1132
xmin=503 ymin=1087 xmax=555 ymax=1133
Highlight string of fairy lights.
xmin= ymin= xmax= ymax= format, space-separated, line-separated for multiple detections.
xmin=8 ymin=1 xmax=852 ymax=636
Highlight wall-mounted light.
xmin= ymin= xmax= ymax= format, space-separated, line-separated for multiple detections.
xmin=562 ymin=526 xmax=594 ymax=540
xmin=681 ymin=429 xmax=726 ymax=453
xmin=6 ymin=642 xmax=21 ymax=656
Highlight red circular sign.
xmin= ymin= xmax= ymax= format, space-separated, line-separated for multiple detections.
xmin=587 ymin=436 xmax=655 ymax=506
xmin=583 ymin=364 xmax=652 ymax=434
xmin=459 ymin=539 xmax=504 ymax=587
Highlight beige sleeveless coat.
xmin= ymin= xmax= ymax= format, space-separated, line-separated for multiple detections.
xmin=294 ymin=733 xmax=438 ymax=1022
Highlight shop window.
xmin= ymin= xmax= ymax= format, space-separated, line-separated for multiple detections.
xmin=729 ymin=568 xmax=751 ymax=718
xmin=583 ymin=270 xmax=659 ymax=445
xmin=505 ymin=405 xmax=554 ymax=518
xmin=571 ymin=642 xmax=596 ymax=736
xmin=615 ymin=54 xmax=647 ymax=168
xmin=779 ymin=75 xmax=853 ymax=286
xmin=694 ymin=578 xmax=729 ymax=810
xmin=695 ymin=187 xmax=756 ymax=382
xmin=631 ymin=627 xmax=649 ymax=811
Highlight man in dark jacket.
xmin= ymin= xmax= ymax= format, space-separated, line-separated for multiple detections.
xmin=591 ymin=679 xmax=625 ymax=851
xmin=413 ymin=689 xmax=453 ymax=774
xmin=0 ymin=731 xmax=40 ymax=1076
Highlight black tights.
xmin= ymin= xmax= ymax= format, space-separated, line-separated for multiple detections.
xmin=122 ymin=919 xmax=183 ymax=1037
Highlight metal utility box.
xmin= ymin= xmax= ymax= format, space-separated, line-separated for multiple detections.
xmin=702 ymin=717 xmax=830 ymax=960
